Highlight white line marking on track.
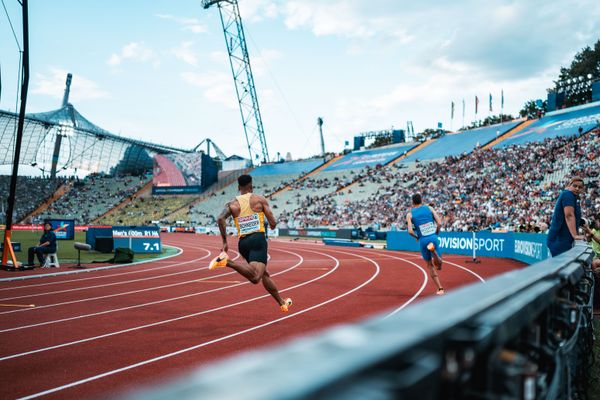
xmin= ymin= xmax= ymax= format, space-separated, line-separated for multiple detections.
xmin=0 ymin=244 xmax=186 ymax=283
xmin=0 ymin=246 xmax=210 ymax=292
xmin=1 ymin=249 xmax=312 ymax=360
xmin=0 ymin=249 xmax=300 ymax=333
xmin=443 ymin=260 xmax=485 ymax=282
xmin=16 ymin=248 xmax=384 ymax=400
xmin=0 ymin=250 xmax=243 ymax=312
xmin=0 ymin=254 xmax=214 ymax=303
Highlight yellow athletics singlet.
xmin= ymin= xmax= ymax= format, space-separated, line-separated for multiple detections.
xmin=233 ymin=193 xmax=266 ymax=237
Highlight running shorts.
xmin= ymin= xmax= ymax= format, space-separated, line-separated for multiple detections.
xmin=238 ymin=232 xmax=268 ymax=264
xmin=419 ymin=235 xmax=442 ymax=262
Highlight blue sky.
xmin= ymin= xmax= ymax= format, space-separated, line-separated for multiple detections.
xmin=1 ymin=0 xmax=599 ymax=161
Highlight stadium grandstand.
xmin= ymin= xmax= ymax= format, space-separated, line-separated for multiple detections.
xmin=1 ymin=3 xmax=599 ymax=398
xmin=0 ymin=101 xmax=224 ymax=224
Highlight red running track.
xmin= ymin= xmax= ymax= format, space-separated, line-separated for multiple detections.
xmin=0 ymin=233 xmax=525 ymax=399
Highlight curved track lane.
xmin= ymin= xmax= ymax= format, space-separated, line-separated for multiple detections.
xmin=0 ymin=234 xmax=524 ymax=399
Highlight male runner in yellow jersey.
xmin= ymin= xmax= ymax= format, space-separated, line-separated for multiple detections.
xmin=209 ymin=174 xmax=293 ymax=312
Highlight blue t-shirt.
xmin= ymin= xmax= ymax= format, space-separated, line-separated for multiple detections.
xmin=411 ymin=206 xmax=437 ymax=238
xmin=547 ymin=190 xmax=581 ymax=243
xmin=40 ymin=231 xmax=57 ymax=252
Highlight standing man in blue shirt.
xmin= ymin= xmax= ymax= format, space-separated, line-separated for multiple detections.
xmin=27 ymin=220 xmax=57 ymax=267
xmin=546 ymin=177 xmax=586 ymax=257
xmin=407 ymin=193 xmax=445 ymax=295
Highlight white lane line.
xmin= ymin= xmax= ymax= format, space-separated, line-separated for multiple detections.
xmin=353 ymin=248 xmax=485 ymax=282
xmin=0 ymin=249 xmax=301 ymax=333
xmin=1 ymin=249 xmax=314 ymax=360
xmin=295 ymin=246 xmax=429 ymax=320
xmin=0 ymin=246 xmax=205 ymax=292
xmin=16 ymin=248 xmax=380 ymax=400
xmin=379 ymin=255 xmax=428 ymax=319
xmin=0 ymin=251 xmax=243 ymax=312
xmin=0 ymin=255 xmax=212 ymax=303
xmin=0 ymin=244 xmax=186 ymax=283
xmin=442 ymin=260 xmax=485 ymax=282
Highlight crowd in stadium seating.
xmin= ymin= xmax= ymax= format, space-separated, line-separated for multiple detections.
xmin=279 ymin=129 xmax=599 ymax=233
xmin=99 ymin=195 xmax=193 ymax=226
xmin=4 ymin=125 xmax=598 ymax=236
xmin=39 ymin=174 xmax=148 ymax=224
xmin=0 ymin=176 xmax=62 ymax=224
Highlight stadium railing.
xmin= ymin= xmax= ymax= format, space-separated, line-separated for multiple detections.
xmin=123 ymin=244 xmax=595 ymax=400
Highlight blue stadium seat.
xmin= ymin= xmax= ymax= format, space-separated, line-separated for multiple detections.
xmin=402 ymin=121 xmax=520 ymax=162
xmin=250 ymin=159 xmax=324 ymax=177
xmin=323 ymin=143 xmax=416 ymax=172
xmin=495 ymin=103 xmax=600 ymax=148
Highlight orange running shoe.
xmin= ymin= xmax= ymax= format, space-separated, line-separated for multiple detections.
xmin=436 ymin=288 xmax=445 ymax=296
xmin=427 ymin=242 xmax=435 ymax=252
xmin=208 ymin=252 xmax=228 ymax=270
xmin=280 ymin=298 xmax=293 ymax=313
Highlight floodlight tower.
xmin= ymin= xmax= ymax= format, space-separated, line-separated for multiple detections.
xmin=202 ymin=0 xmax=270 ymax=165
xmin=317 ymin=117 xmax=325 ymax=156
xmin=50 ymin=73 xmax=72 ymax=179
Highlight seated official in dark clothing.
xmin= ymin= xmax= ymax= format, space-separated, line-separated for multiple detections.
xmin=27 ymin=221 xmax=57 ymax=267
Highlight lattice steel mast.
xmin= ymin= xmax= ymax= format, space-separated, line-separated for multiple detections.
xmin=202 ymin=0 xmax=269 ymax=165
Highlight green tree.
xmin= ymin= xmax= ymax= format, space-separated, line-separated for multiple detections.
xmin=368 ymin=135 xmax=392 ymax=148
xmin=519 ymin=100 xmax=547 ymax=119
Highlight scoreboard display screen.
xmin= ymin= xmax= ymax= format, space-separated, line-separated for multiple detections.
xmin=112 ymin=226 xmax=162 ymax=254
xmin=152 ymin=153 xmax=202 ymax=194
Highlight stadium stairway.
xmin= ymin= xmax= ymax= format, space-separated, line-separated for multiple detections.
xmin=91 ymin=179 xmax=154 ymax=224
xmin=333 ymin=140 xmax=434 ymax=194
xmin=483 ymin=118 xmax=536 ymax=149
xmin=19 ymin=180 xmax=73 ymax=223
xmin=269 ymin=155 xmax=343 ymax=199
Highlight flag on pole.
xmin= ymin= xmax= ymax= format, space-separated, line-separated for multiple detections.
xmin=501 ymin=89 xmax=504 ymax=109
xmin=475 ymin=95 xmax=479 ymax=115
xmin=489 ymin=93 xmax=493 ymax=112
xmin=462 ymin=98 xmax=465 ymax=118
xmin=451 ymin=101 xmax=455 ymax=119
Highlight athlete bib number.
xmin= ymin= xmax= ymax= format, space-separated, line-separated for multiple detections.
xmin=419 ymin=222 xmax=436 ymax=236
xmin=237 ymin=213 xmax=262 ymax=235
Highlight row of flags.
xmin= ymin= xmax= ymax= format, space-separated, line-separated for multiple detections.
xmin=451 ymin=90 xmax=505 ymax=119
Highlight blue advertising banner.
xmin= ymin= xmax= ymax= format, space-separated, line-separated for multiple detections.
xmin=387 ymin=231 xmax=549 ymax=264
xmin=511 ymin=233 xmax=549 ymax=264
xmin=112 ymin=226 xmax=162 ymax=254
xmin=323 ymin=143 xmax=415 ymax=171
xmin=0 ymin=242 xmax=21 ymax=252
xmin=49 ymin=219 xmax=75 ymax=240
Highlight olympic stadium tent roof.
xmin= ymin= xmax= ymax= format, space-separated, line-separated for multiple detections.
xmin=0 ymin=104 xmax=189 ymax=176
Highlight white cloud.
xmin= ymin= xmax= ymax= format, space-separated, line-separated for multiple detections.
xmin=248 ymin=48 xmax=282 ymax=77
xmin=156 ymin=14 xmax=207 ymax=34
xmin=107 ymin=42 xmax=159 ymax=68
xmin=172 ymin=41 xmax=199 ymax=66
xmin=181 ymin=71 xmax=237 ymax=109
xmin=283 ymin=2 xmax=374 ymax=38
xmin=237 ymin=0 xmax=281 ymax=22
xmin=32 ymin=68 xmax=109 ymax=101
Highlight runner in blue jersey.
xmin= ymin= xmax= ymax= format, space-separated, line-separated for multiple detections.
xmin=407 ymin=193 xmax=445 ymax=295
